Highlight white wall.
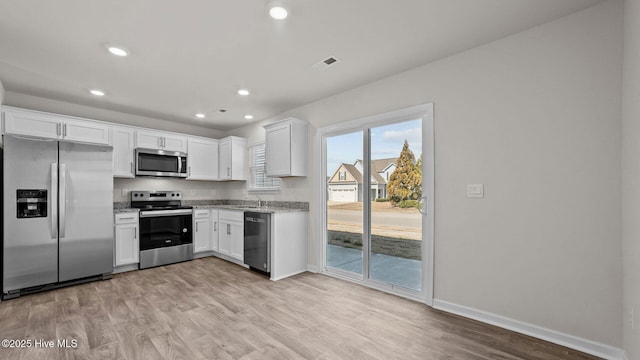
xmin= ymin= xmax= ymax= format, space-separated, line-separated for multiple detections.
xmin=4 ymin=91 xmax=225 ymax=138
xmin=228 ymin=0 xmax=623 ymax=349
xmin=622 ymin=0 xmax=640 ymax=358
xmin=113 ymin=178 xmax=222 ymax=203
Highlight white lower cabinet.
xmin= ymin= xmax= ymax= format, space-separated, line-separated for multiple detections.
xmin=114 ymin=212 xmax=139 ymax=271
xmin=271 ymin=212 xmax=308 ymax=281
xmin=218 ymin=210 xmax=244 ymax=262
xmin=211 ymin=209 xmax=219 ymax=252
xmin=193 ymin=209 xmax=212 ymax=253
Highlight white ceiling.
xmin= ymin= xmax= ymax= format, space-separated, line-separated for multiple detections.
xmin=0 ymin=0 xmax=603 ymax=130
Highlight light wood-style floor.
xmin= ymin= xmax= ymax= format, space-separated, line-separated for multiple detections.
xmin=0 ymin=257 xmax=600 ymax=360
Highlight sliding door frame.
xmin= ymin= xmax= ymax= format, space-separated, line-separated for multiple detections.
xmin=317 ymin=103 xmax=435 ymax=305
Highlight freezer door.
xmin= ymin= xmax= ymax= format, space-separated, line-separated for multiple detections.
xmin=3 ymin=136 xmax=59 ymax=292
xmin=58 ymin=142 xmax=113 ymax=282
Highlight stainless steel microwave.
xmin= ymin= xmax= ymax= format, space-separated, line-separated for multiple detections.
xmin=135 ymin=148 xmax=188 ymax=178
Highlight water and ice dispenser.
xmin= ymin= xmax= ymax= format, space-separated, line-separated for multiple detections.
xmin=16 ymin=189 xmax=48 ymax=218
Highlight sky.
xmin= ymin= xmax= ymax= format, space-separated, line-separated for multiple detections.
xmin=326 ymin=118 xmax=422 ymax=174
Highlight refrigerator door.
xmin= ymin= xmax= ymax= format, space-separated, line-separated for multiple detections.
xmin=3 ymin=136 xmax=59 ymax=292
xmin=58 ymin=142 xmax=113 ymax=282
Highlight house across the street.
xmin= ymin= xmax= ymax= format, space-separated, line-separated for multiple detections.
xmin=328 ymin=158 xmax=396 ymax=202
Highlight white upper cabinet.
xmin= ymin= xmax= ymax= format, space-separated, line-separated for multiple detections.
xmin=112 ymin=126 xmax=135 ymax=178
xmin=264 ymin=118 xmax=308 ymax=177
xmin=63 ymin=117 xmax=111 ymax=145
xmin=3 ymin=107 xmax=110 ymax=146
xmin=218 ymin=136 xmax=247 ymax=181
xmin=136 ymin=129 xmax=187 ymax=152
xmin=187 ymin=137 xmax=219 ymax=180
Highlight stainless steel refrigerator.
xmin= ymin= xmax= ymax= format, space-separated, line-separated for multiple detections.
xmin=2 ymin=135 xmax=113 ymax=298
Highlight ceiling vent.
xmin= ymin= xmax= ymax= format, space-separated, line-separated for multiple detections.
xmin=312 ymin=56 xmax=340 ymax=71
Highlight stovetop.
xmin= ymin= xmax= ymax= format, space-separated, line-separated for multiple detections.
xmin=135 ymin=205 xmax=193 ymax=211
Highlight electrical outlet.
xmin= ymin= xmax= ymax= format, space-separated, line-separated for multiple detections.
xmin=121 ymin=189 xmax=128 ymax=197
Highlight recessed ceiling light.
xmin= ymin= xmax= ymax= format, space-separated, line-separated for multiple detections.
xmin=195 ymin=113 xmax=206 ymax=119
xmin=238 ymin=89 xmax=250 ymax=96
xmin=269 ymin=5 xmax=288 ymax=20
xmin=107 ymin=46 xmax=128 ymax=57
xmin=90 ymin=89 xmax=105 ymax=96
xmin=244 ymin=115 xmax=254 ymax=120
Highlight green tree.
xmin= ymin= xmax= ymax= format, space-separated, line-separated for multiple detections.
xmin=387 ymin=140 xmax=422 ymax=205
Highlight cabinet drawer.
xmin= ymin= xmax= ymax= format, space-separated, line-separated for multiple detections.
xmin=115 ymin=212 xmax=139 ymax=224
xmin=219 ymin=210 xmax=243 ymax=222
xmin=194 ymin=209 xmax=210 ymax=218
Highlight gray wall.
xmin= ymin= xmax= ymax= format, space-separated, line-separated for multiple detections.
xmin=622 ymin=0 xmax=640 ymax=358
xmin=228 ymin=0 xmax=623 ymax=348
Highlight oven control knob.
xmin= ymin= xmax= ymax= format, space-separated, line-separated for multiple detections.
xmin=183 ymin=228 xmax=188 ymax=233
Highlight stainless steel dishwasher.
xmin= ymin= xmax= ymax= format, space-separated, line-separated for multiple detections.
xmin=244 ymin=212 xmax=271 ymax=274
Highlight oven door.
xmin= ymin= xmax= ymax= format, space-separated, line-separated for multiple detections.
xmin=139 ymin=210 xmax=193 ymax=251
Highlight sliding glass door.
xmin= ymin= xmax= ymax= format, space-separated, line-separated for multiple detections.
xmin=326 ymin=131 xmax=364 ymax=276
xmin=368 ymin=119 xmax=423 ymax=291
xmin=323 ymin=104 xmax=433 ymax=299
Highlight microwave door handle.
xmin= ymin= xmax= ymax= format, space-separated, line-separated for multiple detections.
xmin=177 ymin=156 xmax=182 ymax=174
xmin=50 ymin=163 xmax=58 ymax=238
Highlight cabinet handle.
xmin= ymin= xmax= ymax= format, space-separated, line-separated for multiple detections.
xmin=227 ymin=167 xmax=230 ymax=177
xmin=63 ymin=123 xmax=67 ymax=137
xmin=196 ymin=222 xmax=199 ymax=232
xmin=227 ymin=224 xmax=231 ymax=235
xmin=158 ymin=137 xmax=162 ymax=148
xmin=119 ymin=217 xmax=135 ymax=220
xmin=56 ymin=123 xmax=61 ymax=136
xmin=134 ymin=230 xmax=137 ymax=239
xmin=162 ymin=137 xmax=166 ymax=147
xmin=188 ymin=166 xmax=191 ymax=177
xmin=130 ymin=162 xmax=134 ymax=174
xmin=214 ymin=222 xmax=217 ymax=231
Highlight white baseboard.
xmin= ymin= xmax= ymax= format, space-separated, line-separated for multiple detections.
xmin=433 ymin=299 xmax=624 ymax=360
xmin=306 ymin=264 xmax=321 ymax=273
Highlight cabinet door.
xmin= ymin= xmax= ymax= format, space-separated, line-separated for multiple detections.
xmin=3 ymin=109 xmax=62 ymax=140
xmin=136 ymin=130 xmax=163 ymax=150
xmin=218 ymin=221 xmax=232 ymax=256
xmin=62 ymin=118 xmax=111 ymax=145
xmin=211 ymin=210 xmax=219 ymax=252
xmin=219 ymin=140 xmax=231 ymax=180
xmin=113 ymin=127 xmax=135 ymax=177
xmin=188 ymin=137 xmax=219 ymax=180
xmin=265 ymin=123 xmax=291 ymax=176
xmin=230 ymin=222 xmax=244 ymax=262
xmin=162 ymin=134 xmax=187 ymax=152
xmin=194 ymin=217 xmax=212 ymax=253
xmin=114 ymin=223 xmax=139 ymax=266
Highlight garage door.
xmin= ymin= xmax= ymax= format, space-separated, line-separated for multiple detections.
xmin=330 ymin=188 xmax=356 ymax=202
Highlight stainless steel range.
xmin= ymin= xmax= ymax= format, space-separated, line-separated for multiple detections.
xmin=131 ymin=191 xmax=193 ymax=269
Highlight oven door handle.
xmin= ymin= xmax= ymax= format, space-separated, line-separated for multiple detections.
xmin=140 ymin=209 xmax=193 ymax=217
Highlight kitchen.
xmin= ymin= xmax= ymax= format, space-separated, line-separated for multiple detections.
xmin=0 ymin=0 xmax=635 ymax=359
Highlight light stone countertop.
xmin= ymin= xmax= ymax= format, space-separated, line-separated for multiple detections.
xmin=192 ymin=204 xmax=308 ymax=213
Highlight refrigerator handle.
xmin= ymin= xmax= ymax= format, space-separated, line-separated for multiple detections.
xmin=59 ymin=163 xmax=67 ymax=238
xmin=50 ymin=163 xmax=58 ymax=238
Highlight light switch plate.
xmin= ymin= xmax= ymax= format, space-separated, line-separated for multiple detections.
xmin=467 ymin=184 xmax=484 ymax=198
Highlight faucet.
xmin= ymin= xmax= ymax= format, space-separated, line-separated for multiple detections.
xmin=255 ymin=195 xmax=262 ymax=208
